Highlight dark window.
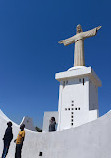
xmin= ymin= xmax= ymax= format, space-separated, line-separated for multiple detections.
xmin=83 ymin=78 xmax=84 ymax=85
xmin=72 ymin=108 xmax=74 ymax=110
xmin=71 ymin=116 xmax=73 ymax=118
xmin=71 ymin=104 xmax=74 ymax=106
xmin=78 ymin=107 xmax=80 ymax=110
xmin=39 ymin=152 xmax=42 ymax=156
xmin=71 ymin=123 xmax=73 ymax=126
xmin=71 ymin=119 xmax=73 ymax=122
xmin=71 ymin=112 xmax=73 ymax=114
xmin=79 ymin=78 xmax=81 ymax=82
xmin=63 ymin=81 xmax=65 ymax=87
xmin=72 ymin=100 xmax=74 ymax=103
xmin=65 ymin=108 xmax=67 ymax=111
xmin=75 ymin=108 xmax=77 ymax=110
xmin=68 ymin=108 xmax=70 ymax=110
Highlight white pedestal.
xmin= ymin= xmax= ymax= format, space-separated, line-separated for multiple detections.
xmin=55 ymin=66 xmax=101 ymax=131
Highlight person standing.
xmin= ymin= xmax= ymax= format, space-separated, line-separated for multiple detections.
xmin=15 ymin=124 xmax=25 ymax=158
xmin=2 ymin=121 xmax=13 ymax=158
xmin=49 ymin=117 xmax=56 ymax=132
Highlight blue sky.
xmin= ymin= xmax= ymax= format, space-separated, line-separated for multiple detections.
xmin=0 ymin=0 xmax=110 ymax=128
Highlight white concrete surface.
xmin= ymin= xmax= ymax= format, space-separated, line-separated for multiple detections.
xmin=55 ymin=66 xmax=101 ymax=87
xmin=56 ymin=66 xmax=101 ymax=130
xmin=0 ymin=109 xmax=111 ymax=158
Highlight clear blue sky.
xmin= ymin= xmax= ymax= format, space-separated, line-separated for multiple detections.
xmin=0 ymin=0 xmax=110 ymax=128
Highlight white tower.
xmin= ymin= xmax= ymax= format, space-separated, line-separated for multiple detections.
xmin=56 ymin=66 xmax=101 ymax=131
xmin=56 ymin=25 xmax=102 ymax=131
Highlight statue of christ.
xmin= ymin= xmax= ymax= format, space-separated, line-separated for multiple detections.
xmin=58 ymin=25 xmax=101 ymax=67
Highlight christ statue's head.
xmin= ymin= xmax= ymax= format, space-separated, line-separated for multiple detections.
xmin=76 ymin=24 xmax=83 ymax=34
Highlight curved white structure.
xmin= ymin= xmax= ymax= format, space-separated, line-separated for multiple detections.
xmin=0 ymin=109 xmax=111 ymax=158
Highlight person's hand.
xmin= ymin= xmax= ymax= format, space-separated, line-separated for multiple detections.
xmin=14 ymin=139 xmax=16 ymax=143
xmin=58 ymin=40 xmax=64 ymax=44
xmin=96 ymin=26 xmax=102 ymax=30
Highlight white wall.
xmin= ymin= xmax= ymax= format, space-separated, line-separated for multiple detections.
xmin=0 ymin=110 xmax=111 ymax=158
xmin=89 ymin=79 xmax=98 ymax=110
xmin=56 ymin=66 xmax=101 ymax=131
xmin=57 ymin=75 xmax=99 ymax=130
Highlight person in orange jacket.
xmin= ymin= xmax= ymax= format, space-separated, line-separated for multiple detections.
xmin=14 ymin=124 xmax=25 ymax=158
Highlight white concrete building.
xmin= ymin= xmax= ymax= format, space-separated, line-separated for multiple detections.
xmin=43 ymin=65 xmax=102 ymax=131
xmin=56 ymin=66 xmax=101 ymax=131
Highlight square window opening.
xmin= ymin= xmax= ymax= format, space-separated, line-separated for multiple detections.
xmin=83 ymin=78 xmax=84 ymax=85
xmin=63 ymin=81 xmax=65 ymax=88
xmin=39 ymin=152 xmax=42 ymax=156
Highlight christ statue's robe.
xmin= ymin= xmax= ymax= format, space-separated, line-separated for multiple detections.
xmin=62 ymin=28 xmax=97 ymax=66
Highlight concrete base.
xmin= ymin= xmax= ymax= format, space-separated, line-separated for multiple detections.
xmin=0 ymin=109 xmax=111 ymax=158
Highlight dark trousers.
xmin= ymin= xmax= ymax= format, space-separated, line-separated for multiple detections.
xmin=2 ymin=141 xmax=10 ymax=158
xmin=15 ymin=144 xmax=23 ymax=158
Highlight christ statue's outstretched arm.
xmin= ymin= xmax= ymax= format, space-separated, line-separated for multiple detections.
xmin=82 ymin=26 xmax=102 ymax=39
xmin=58 ymin=35 xmax=76 ymax=46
